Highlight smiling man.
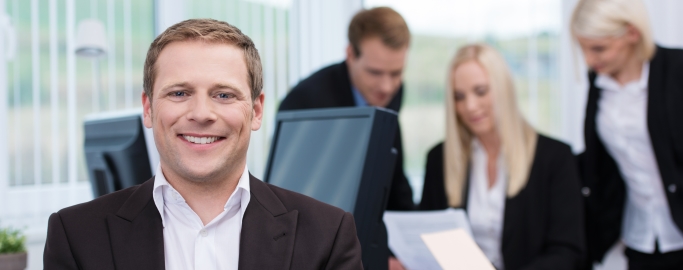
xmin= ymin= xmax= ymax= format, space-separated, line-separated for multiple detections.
xmin=43 ymin=19 xmax=362 ymax=270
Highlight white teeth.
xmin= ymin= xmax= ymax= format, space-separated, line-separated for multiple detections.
xmin=183 ymin=135 xmax=220 ymax=144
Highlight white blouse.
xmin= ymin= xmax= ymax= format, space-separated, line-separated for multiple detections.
xmin=596 ymin=62 xmax=683 ymax=253
xmin=466 ymin=139 xmax=507 ymax=270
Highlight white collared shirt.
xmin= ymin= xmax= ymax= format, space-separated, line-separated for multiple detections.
xmin=152 ymin=163 xmax=251 ymax=270
xmin=595 ymin=62 xmax=683 ymax=253
xmin=467 ymin=139 xmax=507 ymax=270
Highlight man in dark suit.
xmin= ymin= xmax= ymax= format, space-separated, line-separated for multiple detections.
xmin=279 ymin=7 xmax=414 ymax=212
xmin=43 ymin=19 xmax=362 ymax=270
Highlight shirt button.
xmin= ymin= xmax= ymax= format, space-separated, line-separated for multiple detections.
xmin=669 ymin=184 xmax=677 ymax=194
xmin=200 ymin=229 xmax=208 ymax=237
xmin=582 ymin=187 xmax=591 ymax=197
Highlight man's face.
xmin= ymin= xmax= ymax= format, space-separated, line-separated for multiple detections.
xmin=142 ymin=40 xmax=264 ymax=184
xmin=346 ymin=37 xmax=408 ymax=107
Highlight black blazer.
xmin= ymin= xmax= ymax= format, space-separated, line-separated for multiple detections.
xmin=420 ymin=135 xmax=585 ymax=270
xmin=43 ymin=175 xmax=363 ymax=270
xmin=579 ymin=46 xmax=683 ymax=264
xmin=279 ymin=61 xmax=414 ymax=211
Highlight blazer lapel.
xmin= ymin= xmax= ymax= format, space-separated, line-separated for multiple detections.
xmin=647 ymin=47 xmax=666 ymax=166
xmin=238 ymin=175 xmax=298 ymax=270
xmin=106 ymin=178 xmax=165 ymax=270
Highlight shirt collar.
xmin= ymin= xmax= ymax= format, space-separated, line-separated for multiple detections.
xmin=351 ymin=86 xmax=369 ymax=107
xmin=152 ymin=163 xmax=251 ymax=228
xmin=595 ymin=62 xmax=650 ymax=95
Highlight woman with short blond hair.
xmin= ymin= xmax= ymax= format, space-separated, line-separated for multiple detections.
xmin=572 ymin=0 xmax=683 ymax=269
xmin=420 ymin=44 xmax=584 ymax=270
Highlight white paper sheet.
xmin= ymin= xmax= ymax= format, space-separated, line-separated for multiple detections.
xmin=383 ymin=209 xmax=474 ymax=270
xmin=421 ymin=229 xmax=496 ymax=270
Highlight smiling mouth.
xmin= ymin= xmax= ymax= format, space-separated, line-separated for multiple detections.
xmin=181 ymin=135 xmax=225 ymax=145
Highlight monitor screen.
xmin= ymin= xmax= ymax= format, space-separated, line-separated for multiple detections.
xmin=267 ymin=116 xmax=371 ymax=212
xmin=265 ymin=107 xmax=398 ymax=270
xmin=84 ymin=110 xmax=155 ymax=197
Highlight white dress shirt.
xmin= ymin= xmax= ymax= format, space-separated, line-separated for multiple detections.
xmin=467 ymin=139 xmax=507 ymax=270
xmin=152 ymin=163 xmax=251 ymax=270
xmin=595 ymin=62 xmax=683 ymax=253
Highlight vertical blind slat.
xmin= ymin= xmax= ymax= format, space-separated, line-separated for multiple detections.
xmin=67 ymin=0 xmax=77 ymax=185
xmin=12 ymin=0 xmax=21 ymax=186
xmin=107 ymin=0 xmax=116 ymax=110
xmin=0 ymin=0 xmax=9 ymax=216
xmin=31 ymin=0 xmax=41 ymax=186
xmin=123 ymin=0 xmax=132 ymax=108
xmin=275 ymin=8 xmax=287 ymax=100
xmin=49 ymin=0 xmax=60 ymax=184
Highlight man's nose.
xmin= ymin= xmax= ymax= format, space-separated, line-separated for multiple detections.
xmin=378 ymin=75 xmax=395 ymax=94
xmin=187 ymin=95 xmax=217 ymax=123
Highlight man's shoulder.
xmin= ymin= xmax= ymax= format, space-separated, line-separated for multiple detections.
xmin=279 ymin=62 xmax=351 ymax=111
xmin=292 ymin=62 xmax=347 ymax=92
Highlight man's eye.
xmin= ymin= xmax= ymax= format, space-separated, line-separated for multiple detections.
xmin=368 ymin=70 xmax=382 ymax=76
xmin=591 ymin=46 xmax=605 ymax=53
xmin=217 ymin=93 xmax=233 ymax=99
xmin=171 ymin=91 xmax=186 ymax=97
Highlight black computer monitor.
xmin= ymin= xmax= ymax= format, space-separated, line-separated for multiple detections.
xmin=84 ymin=111 xmax=154 ymax=197
xmin=264 ymin=107 xmax=398 ymax=270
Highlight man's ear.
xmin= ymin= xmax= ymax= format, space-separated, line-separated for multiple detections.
xmin=142 ymin=92 xmax=153 ymax=128
xmin=345 ymin=44 xmax=356 ymax=63
xmin=251 ymin=92 xmax=265 ymax=131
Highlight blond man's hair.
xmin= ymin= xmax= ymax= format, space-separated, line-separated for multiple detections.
xmin=444 ymin=44 xmax=538 ymax=207
xmin=348 ymin=7 xmax=410 ymax=57
xmin=143 ymin=19 xmax=263 ymax=100
xmin=570 ymin=0 xmax=656 ymax=61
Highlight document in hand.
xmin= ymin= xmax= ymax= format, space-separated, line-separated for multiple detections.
xmin=383 ymin=209 xmax=493 ymax=270
xmin=421 ymin=229 xmax=495 ymax=270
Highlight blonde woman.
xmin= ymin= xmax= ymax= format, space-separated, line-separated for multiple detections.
xmin=419 ymin=44 xmax=584 ymax=270
xmin=572 ymin=0 xmax=683 ymax=268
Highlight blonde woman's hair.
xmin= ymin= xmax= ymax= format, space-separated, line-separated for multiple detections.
xmin=570 ymin=0 xmax=656 ymax=61
xmin=444 ymin=44 xmax=538 ymax=208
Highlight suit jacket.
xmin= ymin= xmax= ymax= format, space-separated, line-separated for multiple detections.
xmin=579 ymin=46 xmax=683 ymax=264
xmin=279 ymin=61 xmax=414 ymax=211
xmin=420 ymin=135 xmax=585 ymax=270
xmin=43 ymin=175 xmax=363 ymax=270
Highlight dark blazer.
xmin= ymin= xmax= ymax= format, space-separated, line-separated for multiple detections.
xmin=279 ymin=61 xmax=414 ymax=211
xmin=43 ymin=175 xmax=363 ymax=270
xmin=579 ymin=46 xmax=683 ymax=264
xmin=420 ymin=135 xmax=585 ymax=270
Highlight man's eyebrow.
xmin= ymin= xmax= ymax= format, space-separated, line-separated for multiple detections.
xmin=209 ymin=83 xmax=241 ymax=91
xmin=160 ymin=82 xmax=192 ymax=92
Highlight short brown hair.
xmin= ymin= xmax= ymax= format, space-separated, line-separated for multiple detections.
xmin=143 ymin=19 xmax=263 ymax=100
xmin=348 ymin=7 xmax=411 ymax=57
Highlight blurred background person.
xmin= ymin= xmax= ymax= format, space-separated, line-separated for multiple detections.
xmin=571 ymin=0 xmax=683 ymax=269
xmin=278 ymin=7 xmax=415 ymax=212
xmin=420 ymin=44 xmax=584 ymax=270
